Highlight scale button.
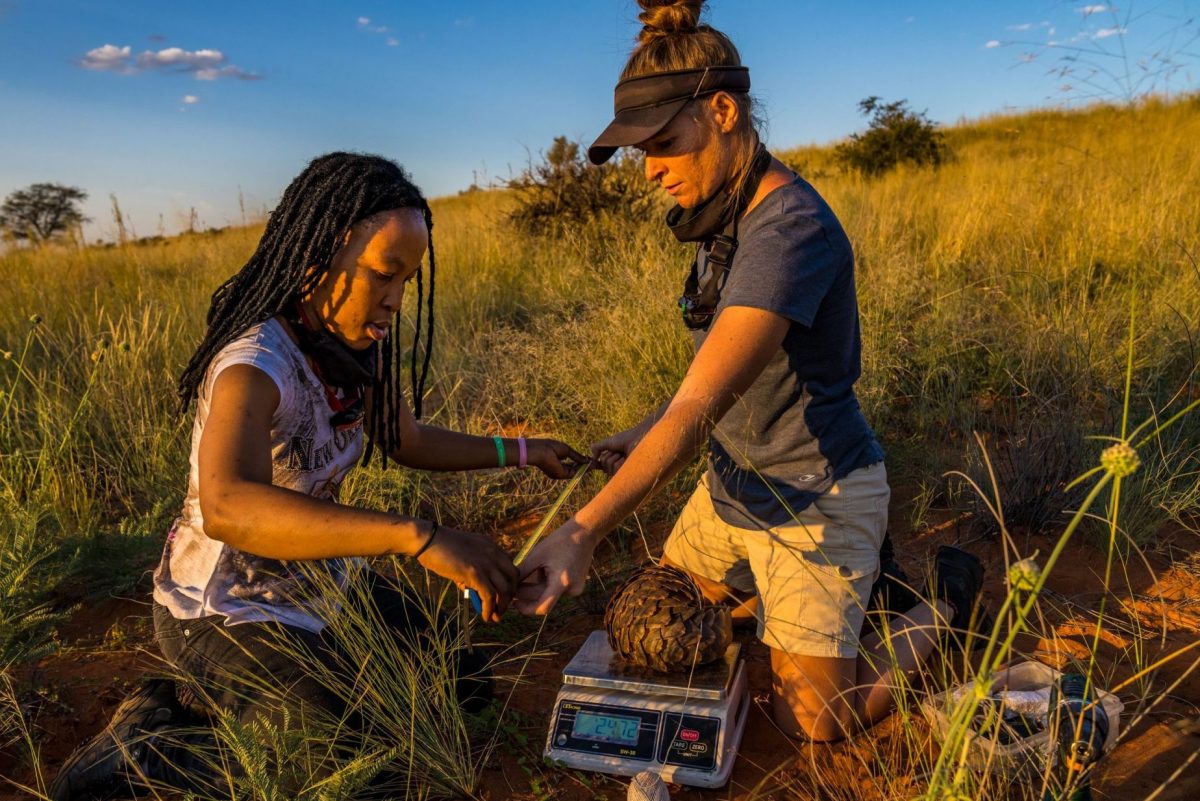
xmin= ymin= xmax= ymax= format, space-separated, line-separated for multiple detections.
xmin=556 ymin=734 xmax=567 ymax=746
xmin=680 ymin=728 xmax=700 ymax=742
xmin=672 ymin=740 xmax=688 ymax=750
xmin=690 ymin=743 xmax=708 ymax=753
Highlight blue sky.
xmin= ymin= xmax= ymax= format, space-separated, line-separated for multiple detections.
xmin=1 ymin=1 xmax=1196 ymax=240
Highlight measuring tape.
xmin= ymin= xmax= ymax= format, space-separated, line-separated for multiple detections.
xmin=465 ymin=462 xmax=592 ymax=614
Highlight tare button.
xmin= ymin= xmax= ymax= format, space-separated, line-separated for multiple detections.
xmin=658 ymin=713 xmax=720 ymax=770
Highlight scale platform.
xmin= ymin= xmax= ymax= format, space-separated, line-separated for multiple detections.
xmin=544 ymin=631 xmax=749 ymax=788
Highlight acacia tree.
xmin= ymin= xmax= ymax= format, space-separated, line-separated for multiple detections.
xmin=0 ymin=183 xmax=90 ymax=243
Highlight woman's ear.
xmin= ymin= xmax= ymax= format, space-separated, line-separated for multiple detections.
xmin=708 ymin=92 xmax=741 ymax=134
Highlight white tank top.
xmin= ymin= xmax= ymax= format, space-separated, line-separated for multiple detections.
xmin=153 ymin=317 xmax=365 ymax=633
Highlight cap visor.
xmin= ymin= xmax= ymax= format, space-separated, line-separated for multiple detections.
xmin=587 ymin=98 xmax=690 ymax=164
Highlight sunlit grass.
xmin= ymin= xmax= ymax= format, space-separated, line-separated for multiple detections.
xmin=1 ymin=95 xmax=1198 ymax=797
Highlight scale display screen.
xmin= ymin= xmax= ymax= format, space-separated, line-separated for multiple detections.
xmin=570 ymin=710 xmax=640 ymax=745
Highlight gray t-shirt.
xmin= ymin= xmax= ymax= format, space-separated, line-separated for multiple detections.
xmin=153 ymin=318 xmax=363 ymax=633
xmin=692 ymin=174 xmax=884 ymax=529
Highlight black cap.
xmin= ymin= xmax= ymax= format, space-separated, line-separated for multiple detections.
xmin=588 ymin=66 xmax=750 ymax=165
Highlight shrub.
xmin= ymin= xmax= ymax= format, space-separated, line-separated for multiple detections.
xmin=507 ymin=136 xmax=656 ymax=234
xmin=836 ymin=96 xmax=951 ymax=176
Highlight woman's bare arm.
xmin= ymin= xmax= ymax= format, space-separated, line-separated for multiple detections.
xmin=197 ymin=364 xmax=518 ymax=620
xmin=515 ymin=305 xmax=791 ymax=614
xmin=197 ymin=365 xmax=427 ymax=560
xmin=384 ymin=397 xmax=584 ymax=477
xmin=574 ymin=305 xmax=789 ymax=538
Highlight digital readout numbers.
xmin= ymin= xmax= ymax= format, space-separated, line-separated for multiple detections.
xmin=572 ymin=710 xmax=640 ymax=745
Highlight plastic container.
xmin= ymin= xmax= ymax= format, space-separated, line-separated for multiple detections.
xmin=920 ymin=661 xmax=1124 ymax=778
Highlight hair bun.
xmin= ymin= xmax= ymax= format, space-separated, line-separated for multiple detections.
xmin=637 ymin=0 xmax=704 ymax=43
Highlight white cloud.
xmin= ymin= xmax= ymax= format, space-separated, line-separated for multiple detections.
xmin=985 ymin=40 xmax=1001 ymax=48
xmin=195 ymin=65 xmax=261 ymax=81
xmin=79 ymin=44 xmax=260 ymax=81
xmin=80 ymin=43 xmax=133 ymax=72
xmin=359 ymin=15 xmax=396 ymax=41
xmin=136 ymin=47 xmax=224 ymax=70
xmin=182 ymin=94 xmax=199 ymax=104
xmin=1094 ymin=26 xmax=1126 ymax=38
xmin=454 ymin=17 xmax=474 ymax=27
xmin=357 ymin=15 xmax=389 ymax=33
xmin=386 ymin=37 xmax=399 ymax=47
xmin=1007 ymin=20 xmax=1052 ymax=33
xmin=1077 ymin=5 xmax=1108 ymax=15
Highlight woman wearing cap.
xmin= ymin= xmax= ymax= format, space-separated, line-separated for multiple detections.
xmin=516 ymin=0 xmax=983 ymax=742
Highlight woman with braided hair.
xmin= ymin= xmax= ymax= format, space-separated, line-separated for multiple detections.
xmin=517 ymin=1 xmax=986 ymax=742
xmin=50 ymin=152 xmax=583 ymax=798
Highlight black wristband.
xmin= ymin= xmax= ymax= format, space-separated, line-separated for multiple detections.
xmin=412 ymin=521 xmax=439 ymax=559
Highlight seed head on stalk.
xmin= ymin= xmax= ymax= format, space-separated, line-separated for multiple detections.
xmin=1006 ymin=557 xmax=1042 ymax=594
xmin=1100 ymin=442 xmax=1140 ymax=478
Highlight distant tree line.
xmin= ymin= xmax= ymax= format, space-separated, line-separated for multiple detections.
xmin=8 ymin=98 xmax=949 ymax=247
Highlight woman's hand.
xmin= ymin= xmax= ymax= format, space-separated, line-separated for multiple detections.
xmin=513 ymin=522 xmax=597 ymax=616
xmin=416 ymin=525 xmax=518 ymax=623
xmin=526 ymin=438 xmax=587 ymax=479
xmin=589 ymin=426 xmax=646 ymax=476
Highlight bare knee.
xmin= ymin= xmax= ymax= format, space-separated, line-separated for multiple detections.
xmin=770 ymin=650 xmax=859 ymax=743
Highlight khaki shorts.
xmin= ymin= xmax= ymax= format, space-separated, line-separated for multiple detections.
xmin=662 ymin=462 xmax=889 ymax=659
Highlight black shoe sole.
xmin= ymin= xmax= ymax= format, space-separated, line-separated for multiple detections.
xmin=48 ymin=679 xmax=180 ymax=801
xmin=935 ymin=545 xmax=985 ymax=631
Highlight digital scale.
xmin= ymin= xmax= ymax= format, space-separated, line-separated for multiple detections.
xmin=544 ymin=631 xmax=749 ymax=788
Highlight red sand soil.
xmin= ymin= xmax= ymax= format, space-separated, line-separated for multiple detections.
xmin=5 ymin=519 xmax=1200 ymax=801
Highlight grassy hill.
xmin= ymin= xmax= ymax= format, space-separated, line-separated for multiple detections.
xmin=1 ymin=96 xmax=1198 ymax=799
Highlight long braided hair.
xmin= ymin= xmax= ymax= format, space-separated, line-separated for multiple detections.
xmin=176 ymin=152 xmax=435 ymax=466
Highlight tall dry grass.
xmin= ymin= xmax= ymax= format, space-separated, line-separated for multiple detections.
xmin=1 ymin=96 xmax=1198 ymax=798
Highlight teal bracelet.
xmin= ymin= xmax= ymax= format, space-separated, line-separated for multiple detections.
xmin=493 ymin=436 xmax=506 ymax=467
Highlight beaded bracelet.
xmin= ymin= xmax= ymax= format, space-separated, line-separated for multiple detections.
xmin=518 ymin=436 xmax=528 ymax=468
xmin=412 ymin=521 xmax=440 ymax=559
